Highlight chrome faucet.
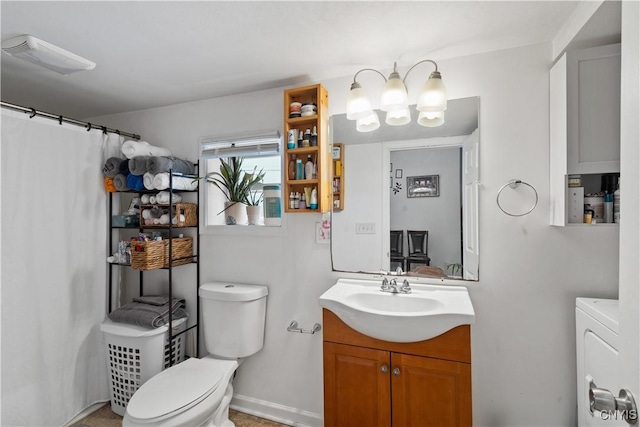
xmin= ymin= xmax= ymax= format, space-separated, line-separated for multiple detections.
xmin=400 ymin=279 xmax=412 ymax=294
xmin=381 ymin=277 xmax=391 ymax=292
xmin=381 ymin=277 xmax=412 ymax=294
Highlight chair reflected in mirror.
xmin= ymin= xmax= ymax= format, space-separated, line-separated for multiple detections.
xmin=406 ymin=230 xmax=430 ymax=271
xmin=390 ymin=230 xmax=405 ymax=272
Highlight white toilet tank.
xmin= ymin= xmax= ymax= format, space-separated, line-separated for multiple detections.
xmin=199 ymin=282 xmax=268 ymax=358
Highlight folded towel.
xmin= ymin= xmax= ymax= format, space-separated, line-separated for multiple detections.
xmin=113 ymin=174 xmax=129 ymax=191
xmin=159 ymin=214 xmax=170 ymax=225
xmin=104 ymin=177 xmax=117 ymax=192
xmin=141 ymin=194 xmax=151 ymax=204
xmin=141 ymin=209 xmax=152 ymax=220
xmin=121 ymin=140 xmax=172 ymax=160
xmin=128 ymin=156 xmax=151 ymax=176
xmin=146 ymin=156 xmax=195 ymax=175
xmin=172 ymin=214 xmax=186 ymax=225
xmin=132 ymin=295 xmax=172 ymax=306
xmin=143 ymin=172 xmax=156 ymax=190
xmin=126 ymin=173 xmax=145 ymax=191
xmin=155 ymin=191 xmax=182 ymax=204
xmin=102 ymin=157 xmax=130 ymax=178
xmin=152 ymin=173 xmax=199 ymax=191
xmin=107 ymin=299 xmax=187 ymax=328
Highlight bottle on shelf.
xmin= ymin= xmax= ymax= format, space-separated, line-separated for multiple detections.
xmin=305 ymin=155 xmax=314 ymax=180
xmin=311 ymin=126 xmax=318 ymax=147
xmin=288 ymin=155 xmax=296 ymax=180
xmin=310 ymin=187 xmax=318 ymax=209
xmin=297 ymin=130 xmax=303 ymax=148
xmin=296 ymin=158 xmax=303 ymax=180
xmin=302 ymin=129 xmax=311 ymax=147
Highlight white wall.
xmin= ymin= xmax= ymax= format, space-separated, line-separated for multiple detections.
xmin=91 ymin=42 xmax=619 ymax=426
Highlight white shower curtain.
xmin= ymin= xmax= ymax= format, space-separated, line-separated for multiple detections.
xmin=1 ymin=109 xmax=123 ymax=426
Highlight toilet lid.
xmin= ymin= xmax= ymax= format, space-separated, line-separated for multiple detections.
xmin=126 ymin=358 xmax=237 ymax=421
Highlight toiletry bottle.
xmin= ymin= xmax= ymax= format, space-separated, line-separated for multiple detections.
xmin=296 ymin=158 xmax=303 ymax=180
xmin=302 ymin=129 xmax=311 ymax=147
xmin=614 ymin=178 xmax=621 ymax=224
xmin=305 ymin=155 xmax=313 ymax=180
xmin=310 ymin=187 xmax=318 ymax=209
xmin=294 ymin=192 xmax=300 ymax=209
xmin=604 ymin=193 xmax=614 ymax=223
xmin=289 ymin=192 xmax=295 ymax=209
xmin=311 ymin=126 xmax=318 ymax=147
xmin=288 ymin=155 xmax=296 ymax=180
xmin=297 ymin=130 xmax=303 ymax=148
xmin=287 ymin=129 xmax=296 ymax=149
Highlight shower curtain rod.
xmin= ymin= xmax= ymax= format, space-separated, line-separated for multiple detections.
xmin=1 ymin=101 xmax=141 ymax=140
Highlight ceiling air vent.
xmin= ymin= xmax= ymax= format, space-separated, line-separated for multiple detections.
xmin=1 ymin=34 xmax=96 ymax=75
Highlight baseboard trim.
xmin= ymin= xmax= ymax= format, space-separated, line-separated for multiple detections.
xmin=230 ymin=394 xmax=323 ymax=427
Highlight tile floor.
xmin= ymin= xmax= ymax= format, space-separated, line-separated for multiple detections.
xmin=72 ymin=403 xmax=288 ymax=427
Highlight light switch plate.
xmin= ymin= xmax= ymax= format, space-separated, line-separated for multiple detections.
xmin=355 ymin=223 xmax=376 ymax=234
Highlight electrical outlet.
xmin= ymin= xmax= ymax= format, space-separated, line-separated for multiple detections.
xmin=355 ymin=223 xmax=376 ymax=234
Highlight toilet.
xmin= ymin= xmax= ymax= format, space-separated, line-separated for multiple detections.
xmin=122 ymin=282 xmax=268 ymax=427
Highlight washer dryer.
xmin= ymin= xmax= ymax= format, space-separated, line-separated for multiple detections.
xmin=576 ymin=298 xmax=621 ymax=426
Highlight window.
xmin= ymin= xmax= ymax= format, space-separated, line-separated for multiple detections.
xmin=200 ymin=132 xmax=281 ymax=227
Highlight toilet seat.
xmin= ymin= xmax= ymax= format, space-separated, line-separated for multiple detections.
xmin=125 ymin=357 xmax=238 ymax=423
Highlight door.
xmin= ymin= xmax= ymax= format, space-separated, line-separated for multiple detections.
xmin=462 ymin=129 xmax=479 ymax=280
xmin=391 ymin=353 xmax=472 ymax=427
xmin=323 ymin=342 xmax=391 ymax=427
xmin=600 ymin=3 xmax=640 ymax=426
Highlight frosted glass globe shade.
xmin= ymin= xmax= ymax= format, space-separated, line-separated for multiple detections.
xmin=380 ymin=74 xmax=408 ymax=112
xmin=385 ymin=108 xmax=411 ymax=126
xmin=346 ymin=83 xmax=373 ymax=120
xmin=417 ymin=110 xmax=445 ymax=127
xmin=416 ymin=72 xmax=447 ymax=112
xmin=356 ymin=111 xmax=380 ymax=132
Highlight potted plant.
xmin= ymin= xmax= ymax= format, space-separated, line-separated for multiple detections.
xmin=205 ymin=157 xmax=264 ymax=225
xmin=245 ymin=187 xmax=264 ymax=225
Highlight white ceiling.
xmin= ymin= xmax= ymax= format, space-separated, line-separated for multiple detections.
xmin=1 ymin=1 xmax=584 ymax=119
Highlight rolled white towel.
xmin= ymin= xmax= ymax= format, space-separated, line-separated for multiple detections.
xmin=142 ymin=209 xmax=152 ymax=220
xmin=121 ymin=140 xmax=172 ymax=160
xmin=159 ymin=214 xmax=170 ymax=225
xmin=141 ymin=194 xmax=151 ymax=204
xmin=153 ymin=218 xmax=160 ymax=225
xmin=152 ymin=173 xmax=170 ymax=190
xmin=149 ymin=196 xmax=157 ymax=204
xmin=156 ymin=191 xmax=182 ymax=204
xmin=172 ymin=214 xmax=186 ymax=225
xmin=143 ymin=172 xmax=156 ymax=190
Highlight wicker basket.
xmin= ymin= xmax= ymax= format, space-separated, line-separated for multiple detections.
xmin=139 ymin=203 xmax=197 ymax=228
xmin=130 ymin=237 xmax=193 ymax=270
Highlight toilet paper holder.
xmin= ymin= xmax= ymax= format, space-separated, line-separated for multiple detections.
xmin=287 ymin=320 xmax=321 ymax=334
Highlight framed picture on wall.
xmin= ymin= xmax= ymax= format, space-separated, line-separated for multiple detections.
xmin=407 ymin=174 xmax=439 ymax=198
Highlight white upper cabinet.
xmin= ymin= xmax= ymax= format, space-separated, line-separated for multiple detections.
xmin=550 ymin=43 xmax=621 ymax=226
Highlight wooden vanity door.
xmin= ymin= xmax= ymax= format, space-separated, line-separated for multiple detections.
xmin=391 ymin=353 xmax=472 ymax=427
xmin=323 ymin=342 xmax=391 ymax=427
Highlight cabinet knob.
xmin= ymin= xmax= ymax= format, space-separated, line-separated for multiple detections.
xmin=380 ymin=365 xmax=388 ymax=373
xmin=393 ymin=367 xmax=401 ymax=376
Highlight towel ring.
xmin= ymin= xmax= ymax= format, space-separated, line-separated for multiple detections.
xmin=496 ymin=179 xmax=538 ymax=217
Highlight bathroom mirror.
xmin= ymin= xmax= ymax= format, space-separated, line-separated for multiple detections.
xmin=330 ymin=97 xmax=480 ymax=281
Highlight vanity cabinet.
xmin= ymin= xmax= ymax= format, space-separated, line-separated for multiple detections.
xmin=283 ymin=84 xmax=331 ymax=213
xmin=550 ymin=43 xmax=621 ymax=226
xmin=322 ymin=309 xmax=472 ymax=427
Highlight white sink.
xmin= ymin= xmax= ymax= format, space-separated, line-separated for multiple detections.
xmin=319 ymin=278 xmax=475 ymax=343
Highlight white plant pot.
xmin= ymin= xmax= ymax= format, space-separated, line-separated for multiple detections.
xmin=246 ymin=205 xmax=262 ymax=225
xmin=223 ymin=201 xmax=247 ymax=225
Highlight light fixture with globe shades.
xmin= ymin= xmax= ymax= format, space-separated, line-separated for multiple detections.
xmin=345 ymin=59 xmax=447 ymax=132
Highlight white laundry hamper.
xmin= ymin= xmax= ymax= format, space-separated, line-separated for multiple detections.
xmin=100 ymin=317 xmax=187 ymax=416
